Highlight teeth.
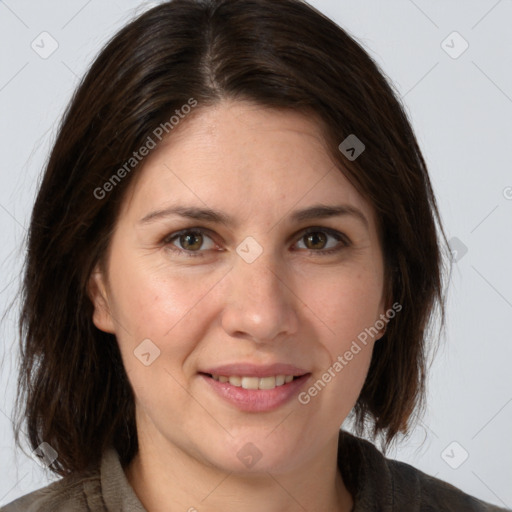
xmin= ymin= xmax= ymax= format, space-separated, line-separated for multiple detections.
xmin=228 ymin=376 xmax=242 ymax=386
xmin=242 ymin=376 xmax=260 ymax=389
xmin=275 ymin=375 xmax=285 ymax=386
xmin=254 ymin=376 xmax=276 ymax=390
xmin=210 ymin=374 xmax=299 ymax=389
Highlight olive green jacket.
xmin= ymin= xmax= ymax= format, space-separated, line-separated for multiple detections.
xmin=2 ymin=430 xmax=510 ymax=511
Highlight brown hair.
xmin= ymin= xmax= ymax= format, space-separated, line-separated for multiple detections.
xmin=13 ymin=0 xmax=449 ymax=476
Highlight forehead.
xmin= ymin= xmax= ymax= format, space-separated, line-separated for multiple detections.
xmin=120 ymin=100 xmax=375 ymax=227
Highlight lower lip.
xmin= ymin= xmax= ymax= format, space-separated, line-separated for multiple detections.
xmin=199 ymin=373 xmax=311 ymax=412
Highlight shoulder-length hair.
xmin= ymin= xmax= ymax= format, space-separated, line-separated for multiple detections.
xmin=13 ymin=0 xmax=448 ymax=476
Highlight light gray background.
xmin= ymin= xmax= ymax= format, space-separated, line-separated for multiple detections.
xmin=1 ymin=0 xmax=511 ymax=508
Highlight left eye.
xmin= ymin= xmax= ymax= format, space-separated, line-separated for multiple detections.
xmin=296 ymin=228 xmax=348 ymax=253
xmin=163 ymin=227 xmax=349 ymax=258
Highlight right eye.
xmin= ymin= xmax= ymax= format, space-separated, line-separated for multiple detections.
xmin=163 ymin=228 xmax=219 ymax=257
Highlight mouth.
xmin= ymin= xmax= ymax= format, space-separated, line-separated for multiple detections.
xmin=199 ymin=372 xmax=305 ymax=390
xmin=198 ymin=370 xmax=312 ymax=412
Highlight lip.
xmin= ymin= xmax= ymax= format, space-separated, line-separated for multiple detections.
xmin=200 ymin=362 xmax=309 ymax=378
xmin=199 ymin=372 xmax=312 ymax=412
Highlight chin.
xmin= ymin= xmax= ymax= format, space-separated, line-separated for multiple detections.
xmin=198 ymin=435 xmax=300 ymax=475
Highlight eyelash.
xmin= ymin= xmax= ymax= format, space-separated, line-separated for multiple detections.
xmin=162 ymin=227 xmax=350 ymax=258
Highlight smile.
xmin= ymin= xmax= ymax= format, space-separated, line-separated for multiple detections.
xmin=208 ymin=374 xmax=300 ymax=390
xmin=199 ymin=372 xmax=311 ymax=412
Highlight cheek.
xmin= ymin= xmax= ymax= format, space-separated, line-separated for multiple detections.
xmin=297 ymin=269 xmax=380 ymax=419
xmin=106 ymin=252 xmax=222 ymax=361
xmin=299 ymin=264 xmax=383 ymax=405
xmin=305 ymin=266 xmax=384 ymax=345
xmin=106 ymin=266 xmax=212 ymax=414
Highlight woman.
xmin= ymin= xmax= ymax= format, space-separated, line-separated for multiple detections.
xmin=3 ymin=0 xmax=509 ymax=510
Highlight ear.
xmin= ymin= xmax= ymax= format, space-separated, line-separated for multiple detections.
xmin=87 ymin=264 xmax=116 ymax=334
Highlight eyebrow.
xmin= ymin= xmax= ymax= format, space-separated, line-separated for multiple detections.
xmin=139 ymin=203 xmax=369 ymax=229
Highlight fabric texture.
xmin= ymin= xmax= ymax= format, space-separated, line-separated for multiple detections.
xmin=2 ymin=430 xmax=510 ymax=511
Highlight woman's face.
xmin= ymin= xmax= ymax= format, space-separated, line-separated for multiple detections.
xmin=90 ymin=100 xmax=388 ymax=474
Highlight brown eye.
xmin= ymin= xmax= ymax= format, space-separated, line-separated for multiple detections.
xmin=179 ymin=231 xmax=203 ymax=251
xmin=164 ymin=229 xmax=217 ymax=258
xmin=303 ymin=231 xmax=328 ymax=250
xmin=296 ymin=227 xmax=350 ymax=255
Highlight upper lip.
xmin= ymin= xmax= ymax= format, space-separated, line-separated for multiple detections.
xmin=200 ymin=363 xmax=310 ymax=378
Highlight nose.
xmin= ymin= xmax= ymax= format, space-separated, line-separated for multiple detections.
xmin=220 ymin=250 xmax=299 ymax=344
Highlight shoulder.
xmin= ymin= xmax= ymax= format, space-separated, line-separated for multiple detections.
xmin=1 ymin=447 xmax=141 ymax=512
xmin=0 ymin=469 xmax=102 ymax=512
xmin=337 ymin=430 xmax=510 ymax=512
xmin=386 ymin=456 xmax=510 ymax=511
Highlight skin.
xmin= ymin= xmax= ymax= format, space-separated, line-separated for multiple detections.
xmin=88 ymin=99 xmax=389 ymax=512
